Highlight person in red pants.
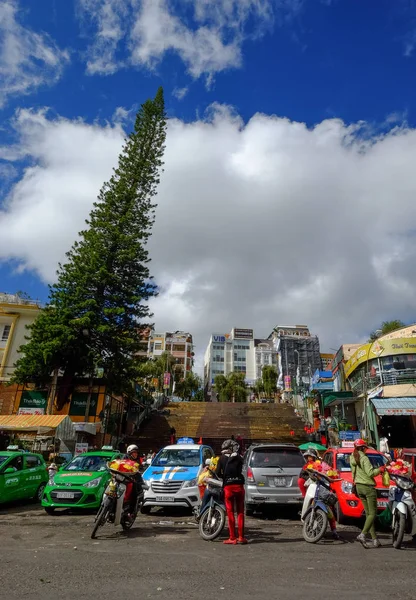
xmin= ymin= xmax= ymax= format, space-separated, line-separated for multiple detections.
xmin=216 ymin=439 xmax=247 ymax=545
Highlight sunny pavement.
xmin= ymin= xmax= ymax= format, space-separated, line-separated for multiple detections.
xmin=1 ymin=504 xmax=415 ymax=600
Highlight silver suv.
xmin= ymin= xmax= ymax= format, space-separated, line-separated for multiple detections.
xmin=243 ymin=443 xmax=305 ymax=515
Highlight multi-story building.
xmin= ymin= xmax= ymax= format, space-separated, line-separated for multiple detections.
xmin=268 ymin=324 xmax=322 ymax=391
xmin=147 ymin=331 xmax=194 ymax=378
xmin=204 ymin=328 xmax=258 ymax=397
xmin=0 ymin=293 xmax=42 ymax=414
xmin=254 ymin=339 xmax=277 ymax=380
xmin=343 ymin=325 xmax=416 ymax=448
xmin=320 ymin=353 xmax=335 ymax=370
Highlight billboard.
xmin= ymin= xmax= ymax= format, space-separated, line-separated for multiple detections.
xmin=233 ymin=328 xmax=254 ymax=340
xmin=163 ymin=372 xmax=171 ymax=389
xmin=213 ymin=334 xmax=226 ymax=343
xmin=345 ymin=337 xmax=416 ymax=378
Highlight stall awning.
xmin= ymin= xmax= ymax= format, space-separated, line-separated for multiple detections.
xmin=73 ymin=422 xmax=100 ymax=435
xmin=323 ymin=392 xmax=355 ymax=408
xmin=0 ymin=415 xmax=70 ymax=432
xmin=371 ymin=397 xmax=416 ymax=416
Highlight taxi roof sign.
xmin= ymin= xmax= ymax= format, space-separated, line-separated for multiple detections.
xmin=101 ymin=445 xmax=114 ymax=451
xmin=6 ymin=445 xmax=20 ymax=451
xmin=177 ymin=437 xmax=194 ymax=444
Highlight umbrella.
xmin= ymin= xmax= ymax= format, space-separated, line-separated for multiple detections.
xmin=298 ymin=442 xmax=327 ymax=451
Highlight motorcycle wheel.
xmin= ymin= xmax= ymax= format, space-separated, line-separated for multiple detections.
xmin=199 ymin=505 xmax=226 ymax=541
xmin=302 ymin=508 xmax=328 ymax=543
xmin=392 ymin=511 xmax=406 ymax=549
xmin=91 ymin=505 xmax=109 ymax=539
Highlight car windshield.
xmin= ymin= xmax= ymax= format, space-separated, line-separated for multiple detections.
xmin=336 ymin=453 xmax=387 ymax=472
xmin=250 ymin=448 xmax=305 ymax=469
xmin=63 ymin=455 xmax=108 ymax=472
xmin=152 ymin=449 xmax=201 ymax=467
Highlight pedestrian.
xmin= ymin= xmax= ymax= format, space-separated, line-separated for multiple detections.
xmin=170 ymin=427 xmax=176 ymax=445
xmin=216 ymin=439 xmax=247 ymax=545
xmin=350 ymin=438 xmax=386 ymax=548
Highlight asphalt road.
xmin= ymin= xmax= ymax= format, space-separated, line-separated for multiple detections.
xmin=1 ymin=503 xmax=415 ymax=600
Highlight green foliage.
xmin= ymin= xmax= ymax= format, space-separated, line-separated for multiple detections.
xmin=262 ymin=365 xmax=278 ymax=397
xmin=368 ymin=320 xmax=405 ymax=342
xmin=175 ymin=371 xmax=202 ymax=401
xmin=12 ymin=88 xmax=167 ymax=401
xmin=214 ymin=372 xmax=247 ymax=402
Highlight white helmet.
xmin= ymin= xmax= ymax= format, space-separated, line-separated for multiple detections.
xmin=127 ymin=444 xmax=139 ymax=457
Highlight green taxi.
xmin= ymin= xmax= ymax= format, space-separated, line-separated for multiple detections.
xmin=42 ymin=449 xmax=121 ymax=513
xmin=0 ymin=450 xmax=48 ymax=504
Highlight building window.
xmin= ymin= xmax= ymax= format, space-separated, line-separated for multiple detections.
xmin=173 ymin=344 xmax=185 ymax=352
xmin=154 ymin=342 xmax=162 ymax=351
xmin=1 ymin=325 xmax=11 ymax=342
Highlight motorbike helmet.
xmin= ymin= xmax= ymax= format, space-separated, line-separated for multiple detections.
xmin=303 ymin=447 xmax=318 ymax=460
xmin=221 ymin=439 xmax=239 ymax=454
xmin=127 ymin=444 xmax=139 ymax=458
xmin=354 ymin=439 xmax=367 ymax=449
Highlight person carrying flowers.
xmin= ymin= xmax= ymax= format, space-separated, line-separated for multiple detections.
xmin=350 ymin=438 xmax=386 ymax=548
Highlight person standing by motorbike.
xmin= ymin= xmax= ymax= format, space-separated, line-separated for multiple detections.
xmin=124 ymin=444 xmax=143 ymax=514
xmin=216 ymin=439 xmax=247 ymax=545
xmin=350 ymin=438 xmax=386 ymax=548
xmin=298 ymin=448 xmax=319 ymax=497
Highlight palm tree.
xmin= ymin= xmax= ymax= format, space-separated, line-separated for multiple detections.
xmin=368 ymin=320 xmax=405 ymax=342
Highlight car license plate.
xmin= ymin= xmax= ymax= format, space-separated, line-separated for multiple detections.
xmin=274 ymin=477 xmax=286 ymax=487
xmin=155 ymin=496 xmax=174 ymax=502
xmin=377 ymin=500 xmax=388 ymax=508
xmin=56 ymin=492 xmax=75 ymax=499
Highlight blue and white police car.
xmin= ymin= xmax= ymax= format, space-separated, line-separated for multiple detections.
xmin=141 ymin=438 xmax=214 ymax=513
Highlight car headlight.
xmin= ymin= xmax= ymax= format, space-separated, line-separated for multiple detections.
xmin=341 ymin=481 xmax=354 ymax=494
xmin=83 ymin=477 xmax=102 ymax=488
xmin=183 ymin=478 xmax=197 ymax=488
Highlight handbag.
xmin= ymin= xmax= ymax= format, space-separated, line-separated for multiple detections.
xmin=351 ymin=463 xmax=357 ymax=496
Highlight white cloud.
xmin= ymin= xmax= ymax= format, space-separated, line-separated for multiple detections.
xmin=0 ymin=0 xmax=69 ymax=107
xmin=2 ymin=105 xmax=416 ymax=368
xmin=172 ymin=86 xmax=189 ymax=100
xmin=78 ymin=0 xmax=281 ymax=81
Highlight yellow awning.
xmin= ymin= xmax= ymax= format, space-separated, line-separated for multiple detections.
xmin=0 ymin=414 xmax=70 ymax=432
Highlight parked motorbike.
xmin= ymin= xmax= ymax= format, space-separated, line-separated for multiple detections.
xmin=389 ymin=472 xmax=416 ymax=549
xmin=198 ymin=478 xmax=226 ymax=541
xmin=91 ymin=463 xmax=147 ymax=539
xmin=301 ymin=470 xmax=340 ymax=543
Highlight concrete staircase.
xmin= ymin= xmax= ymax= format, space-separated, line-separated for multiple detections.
xmin=134 ymin=402 xmax=307 ymax=454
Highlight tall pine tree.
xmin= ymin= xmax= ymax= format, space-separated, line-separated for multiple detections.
xmin=13 ymin=88 xmax=166 ymax=403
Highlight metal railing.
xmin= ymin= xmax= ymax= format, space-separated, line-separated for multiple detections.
xmin=0 ymin=293 xmax=42 ymax=307
xmin=349 ymin=368 xmax=416 ymax=392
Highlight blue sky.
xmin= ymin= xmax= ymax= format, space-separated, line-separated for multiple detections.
xmin=1 ymin=0 xmax=416 ymax=354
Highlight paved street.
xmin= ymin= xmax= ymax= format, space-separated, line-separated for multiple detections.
xmin=1 ymin=504 xmax=415 ymax=600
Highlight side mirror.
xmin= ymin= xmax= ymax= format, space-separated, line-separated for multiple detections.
xmin=4 ymin=467 xmax=15 ymax=474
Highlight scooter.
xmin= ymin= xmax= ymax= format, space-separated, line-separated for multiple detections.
xmin=91 ymin=464 xmax=147 ymax=539
xmin=389 ymin=473 xmax=416 ymax=549
xmin=301 ymin=470 xmax=339 ymax=543
xmin=198 ymin=478 xmax=226 ymax=541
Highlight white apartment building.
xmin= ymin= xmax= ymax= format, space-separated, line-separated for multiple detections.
xmin=0 ymin=293 xmax=41 ymax=382
xmin=204 ymin=328 xmax=277 ymax=396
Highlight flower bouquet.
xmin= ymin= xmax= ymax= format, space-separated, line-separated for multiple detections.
xmin=387 ymin=459 xmax=411 ymax=477
xmin=305 ymin=460 xmax=322 ymax=472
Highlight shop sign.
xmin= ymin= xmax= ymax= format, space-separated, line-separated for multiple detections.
xmin=233 ymin=328 xmax=254 ymax=340
xmin=339 ymin=431 xmax=361 ymax=441
xmin=384 ymin=408 xmax=416 ymax=416
xmin=345 ymin=337 xmax=416 ymax=378
xmin=69 ymin=393 xmax=98 ymax=417
xmin=341 ymin=441 xmax=355 ymax=448
xmin=18 ymin=407 xmax=45 ymax=415
xmin=19 ymin=390 xmax=47 ymax=410
xmin=74 ymin=443 xmax=89 ymax=455
xmin=213 ymin=335 xmax=226 ymax=343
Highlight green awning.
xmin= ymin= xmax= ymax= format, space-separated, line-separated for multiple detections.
xmin=322 ymin=391 xmax=355 ymax=408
